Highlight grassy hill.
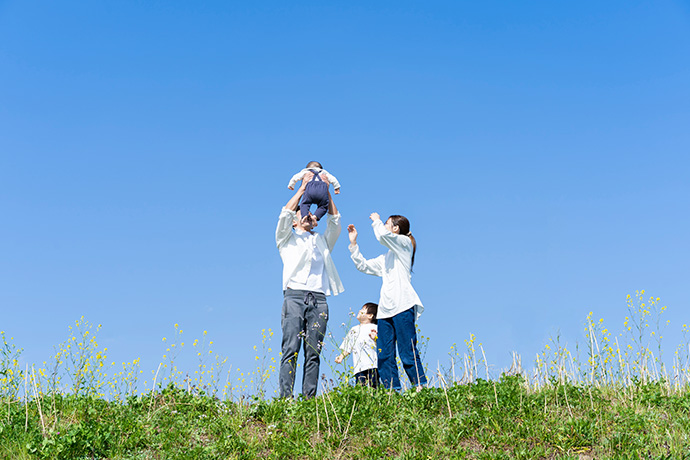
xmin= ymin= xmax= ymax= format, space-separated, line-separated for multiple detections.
xmin=2 ymin=376 xmax=690 ymax=459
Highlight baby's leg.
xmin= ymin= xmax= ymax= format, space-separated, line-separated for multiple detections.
xmin=308 ymin=182 xmax=330 ymax=221
xmin=300 ymin=183 xmax=321 ymax=219
xmin=313 ymin=201 xmax=329 ymax=221
xmin=299 ymin=202 xmax=312 ymax=221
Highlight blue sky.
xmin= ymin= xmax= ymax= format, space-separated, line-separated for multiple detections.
xmin=1 ymin=0 xmax=689 ymax=393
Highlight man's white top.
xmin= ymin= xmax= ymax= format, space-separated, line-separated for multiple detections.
xmin=276 ymin=207 xmax=344 ymax=296
xmin=340 ymin=323 xmax=378 ymax=374
xmin=287 ymin=168 xmax=342 ymax=190
xmin=349 ymin=219 xmax=424 ymax=319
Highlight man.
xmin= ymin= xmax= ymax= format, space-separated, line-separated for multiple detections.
xmin=275 ymin=173 xmax=344 ymax=398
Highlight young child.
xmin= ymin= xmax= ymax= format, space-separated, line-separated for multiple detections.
xmin=287 ymin=161 xmax=341 ymax=223
xmin=335 ymin=302 xmax=379 ymax=388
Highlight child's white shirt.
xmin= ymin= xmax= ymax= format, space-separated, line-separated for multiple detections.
xmin=287 ymin=168 xmax=341 ymax=190
xmin=339 ymin=323 xmax=377 ymax=374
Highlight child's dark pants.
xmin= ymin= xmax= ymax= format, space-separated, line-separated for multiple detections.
xmin=355 ymin=368 xmax=379 ymax=388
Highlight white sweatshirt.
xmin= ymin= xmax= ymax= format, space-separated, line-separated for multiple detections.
xmin=340 ymin=323 xmax=378 ymax=374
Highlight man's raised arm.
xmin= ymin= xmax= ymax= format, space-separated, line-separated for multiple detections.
xmin=327 ymin=188 xmax=338 ymax=216
xmin=284 ymin=179 xmax=307 ymax=212
xmin=276 ymin=177 xmax=310 ymax=248
xmin=324 ymin=189 xmax=341 ymax=250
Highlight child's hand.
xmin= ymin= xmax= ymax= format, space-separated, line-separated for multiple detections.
xmin=369 ymin=212 xmax=380 ymax=222
xmin=369 ymin=328 xmax=378 ymax=341
xmin=288 ymin=185 xmax=294 ymax=190
xmin=335 ymin=355 xmax=343 ymax=364
xmin=347 ymin=224 xmax=358 ymax=245
xmin=334 ymin=188 xmax=341 ymax=195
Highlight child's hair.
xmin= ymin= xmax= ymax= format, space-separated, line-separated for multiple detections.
xmin=387 ymin=215 xmax=416 ymax=268
xmin=306 ymin=161 xmax=323 ymax=169
xmin=363 ymin=302 xmax=378 ymax=324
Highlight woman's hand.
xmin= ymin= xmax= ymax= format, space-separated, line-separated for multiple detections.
xmin=369 ymin=328 xmax=378 ymax=341
xmin=335 ymin=354 xmax=344 ymax=364
xmin=347 ymin=224 xmax=358 ymax=245
xmin=369 ymin=212 xmax=380 ymax=222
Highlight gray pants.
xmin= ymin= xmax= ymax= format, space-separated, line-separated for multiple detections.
xmin=279 ymin=289 xmax=329 ymax=398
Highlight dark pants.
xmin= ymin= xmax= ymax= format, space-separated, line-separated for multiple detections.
xmin=300 ymin=181 xmax=329 ymax=221
xmin=355 ymin=368 xmax=379 ymax=388
xmin=279 ymin=289 xmax=329 ymax=398
xmin=377 ymin=306 xmax=427 ymax=390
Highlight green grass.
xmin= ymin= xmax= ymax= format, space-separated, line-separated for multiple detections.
xmin=3 ymin=290 xmax=690 ymax=458
xmin=3 ymin=376 xmax=690 ymax=459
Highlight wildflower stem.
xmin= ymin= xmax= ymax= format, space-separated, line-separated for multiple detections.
xmin=24 ymin=364 xmax=28 ymax=432
xmin=31 ymin=366 xmax=46 ymax=436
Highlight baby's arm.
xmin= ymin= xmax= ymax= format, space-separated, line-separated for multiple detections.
xmin=335 ymin=353 xmax=348 ymax=364
xmin=323 ymin=171 xmax=341 ymax=193
xmin=287 ymin=169 xmax=308 ymax=190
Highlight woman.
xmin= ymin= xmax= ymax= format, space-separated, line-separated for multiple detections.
xmin=347 ymin=213 xmax=427 ymax=390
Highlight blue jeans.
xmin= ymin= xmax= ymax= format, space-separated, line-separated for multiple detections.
xmin=377 ymin=306 xmax=427 ymax=390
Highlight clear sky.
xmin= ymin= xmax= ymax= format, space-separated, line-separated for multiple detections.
xmin=1 ymin=0 xmax=689 ymax=394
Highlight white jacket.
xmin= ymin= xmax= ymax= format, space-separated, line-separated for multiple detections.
xmin=349 ymin=219 xmax=423 ymax=319
xmin=276 ymin=207 xmax=344 ymax=296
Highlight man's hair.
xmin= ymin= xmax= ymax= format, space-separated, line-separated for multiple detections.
xmin=306 ymin=161 xmax=323 ymax=169
xmin=363 ymin=302 xmax=378 ymax=324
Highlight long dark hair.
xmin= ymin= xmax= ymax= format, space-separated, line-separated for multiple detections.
xmin=387 ymin=215 xmax=416 ymax=268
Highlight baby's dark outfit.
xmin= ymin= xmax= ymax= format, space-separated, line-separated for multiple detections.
xmin=300 ymin=169 xmax=329 ymax=221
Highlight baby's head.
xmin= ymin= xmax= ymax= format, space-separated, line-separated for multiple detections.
xmin=357 ymin=302 xmax=378 ymax=325
xmin=306 ymin=161 xmax=323 ymax=169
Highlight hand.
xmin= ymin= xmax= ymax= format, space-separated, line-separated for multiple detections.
xmin=369 ymin=328 xmax=378 ymax=341
xmin=347 ymin=224 xmax=358 ymax=245
xmin=302 ymin=171 xmax=314 ymax=184
xmin=288 ymin=185 xmax=294 ymax=190
xmin=335 ymin=355 xmax=343 ymax=364
xmin=334 ymin=188 xmax=341 ymax=195
xmin=369 ymin=212 xmax=380 ymax=222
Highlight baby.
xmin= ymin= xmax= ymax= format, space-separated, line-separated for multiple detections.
xmin=287 ymin=161 xmax=341 ymax=222
xmin=335 ymin=302 xmax=379 ymax=388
